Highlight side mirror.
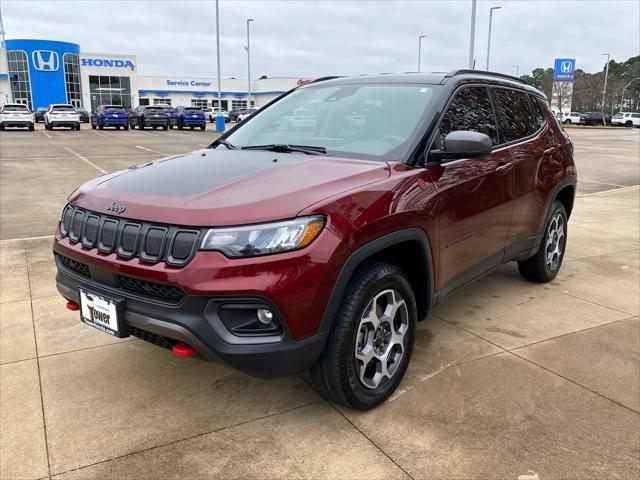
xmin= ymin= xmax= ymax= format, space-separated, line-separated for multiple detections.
xmin=438 ymin=131 xmax=493 ymax=161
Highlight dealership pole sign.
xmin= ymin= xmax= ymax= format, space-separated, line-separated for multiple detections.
xmin=553 ymin=58 xmax=576 ymax=82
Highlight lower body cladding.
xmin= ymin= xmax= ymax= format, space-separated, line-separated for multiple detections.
xmin=1 ymin=120 xmax=34 ymax=128
xmin=54 ymin=254 xmax=328 ymax=378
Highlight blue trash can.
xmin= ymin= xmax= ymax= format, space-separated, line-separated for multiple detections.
xmin=215 ymin=115 xmax=225 ymax=132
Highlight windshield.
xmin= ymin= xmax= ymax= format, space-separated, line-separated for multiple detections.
xmin=225 ymin=83 xmax=437 ymax=160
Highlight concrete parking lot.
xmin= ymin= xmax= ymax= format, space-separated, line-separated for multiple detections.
xmin=1 ymin=125 xmax=638 ymax=479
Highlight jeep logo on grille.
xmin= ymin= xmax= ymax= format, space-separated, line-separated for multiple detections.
xmin=106 ymin=202 xmax=126 ymax=214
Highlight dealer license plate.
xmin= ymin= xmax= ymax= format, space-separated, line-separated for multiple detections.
xmin=79 ymin=289 xmax=128 ymax=337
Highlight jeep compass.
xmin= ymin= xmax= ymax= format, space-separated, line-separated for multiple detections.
xmin=54 ymin=70 xmax=576 ymax=410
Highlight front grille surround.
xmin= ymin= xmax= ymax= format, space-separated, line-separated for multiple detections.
xmin=59 ymin=204 xmax=202 ymax=267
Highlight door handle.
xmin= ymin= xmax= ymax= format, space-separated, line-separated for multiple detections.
xmin=543 ymin=147 xmax=556 ymax=156
xmin=496 ymin=162 xmax=513 ymax=175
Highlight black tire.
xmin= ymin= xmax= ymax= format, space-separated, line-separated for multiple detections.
xmin=76 ymin=123 xmax=81 ymax=130
xmin=29 ymin=123 xmax=34 ymax=131
xmin=91 ymin=122 xmax=97 ymax=130
xmin=200 ymin=124 xmax=206 ymax=131
xmin=625 ymin=121 xmax=633 ymax=127
xmin=153 ymin=126 xmax=158 ymax=130
xmin=310 ymin=261 xmax=417 ymax=410
xmin=162 ymin=125 xmax=168 ymax=131
xmin=190 ymin=125 xmax=195 ymax=130
xmin=98 ymin=124 xmax=104 ymax=130
xmin=178 ymin=124 xmax=183 ymax=130
xmin=518 ymin=201 xmax=568 ymax=283
xmin=124 ymin=124 xmax=129 ymax=131
xmin=169 ymin=124 xmax=173 ymax=129
xmin=564 ymin=119 xmax=571 ymax=124
xmin=0 ymin=124 xmax=5 ymax=131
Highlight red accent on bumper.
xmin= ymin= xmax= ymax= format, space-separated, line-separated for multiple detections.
xmin=66 ymin=300 xmax=80 ymax=311
xmin=172 ymin=343 xmax=197 ymax=357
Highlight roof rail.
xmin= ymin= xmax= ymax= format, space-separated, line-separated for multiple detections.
xmin=446 ymin=69 xmax=525 ymax=84
xmin=309 ymin=76 xmax=343 ymax=84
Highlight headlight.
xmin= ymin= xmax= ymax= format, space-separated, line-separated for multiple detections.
xmin=200 ymin=216 xmax=325 ymax=258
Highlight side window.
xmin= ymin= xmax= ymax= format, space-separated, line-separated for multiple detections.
xmin=529 ymin=94 xmax=546 ymax=130
xmin=492 ymin=88 xmax=536 ymax=142
xmin=491 ymin=88 xmax=537 ymax=143
xmin=439 ymin=87 xmax=498 ymax=145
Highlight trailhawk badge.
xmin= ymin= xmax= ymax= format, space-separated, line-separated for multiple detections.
xmin=106 ymin=202 xmax=126 ymax=214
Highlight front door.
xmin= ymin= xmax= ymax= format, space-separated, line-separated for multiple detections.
xmin=426 ymin=86 xmax=513 ymax=294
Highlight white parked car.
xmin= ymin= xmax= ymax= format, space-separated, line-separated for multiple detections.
xmin=44 ymin=104 xmax=81 ymax=130
xmin=0 ymin=103 xmax=35 ymax=131
xmin=237 ymin=108 xmax=258 ymax=122
xmin=204 ymin=107 xmax=229 ymax=123
xmin=560 ymin=112 xmax=582 ymax=125
xmin=611 ymin=112 xmax=640 ymax=127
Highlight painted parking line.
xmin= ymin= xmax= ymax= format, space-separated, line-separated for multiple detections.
xmin=92 ymin=130 xmax=109 ymax=138
xmin=40 ymin=129 xmax=52 ymax=139
xmin=135 ymin=145 xmax=169 ymax=156
xmin=64 ymin=146 xmax=108 ymax=174
xmin=135 ymin=129 xmax=160 ymax=137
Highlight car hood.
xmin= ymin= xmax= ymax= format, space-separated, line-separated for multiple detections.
xmin=69 ymin=148 xmax=390 ymax=226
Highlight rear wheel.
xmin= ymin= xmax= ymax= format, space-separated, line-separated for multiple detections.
xmin=178 ymin=124 xmax=183 ymax=130
xmin=124 ymin=124 xmax=129 ymax=131
xmin=200 ymin=124 xmax=206 ymax=131
xmin=153 ymin=125 xmax=158 ymax=130
xmin=29 ymin=123 xmax=34 ymax=131
xmin=564 ymin=119 xmax=571 ymax=124
xmin=0 ymin=124 xmax=5 ymax=131
xmin=190 ymin=125 xmax=194 ymax=130
xmin=98 ymin=124 xmax=104 ymax=130
xmin=310 ymin=262 xmax=417 ymax=410
xmin=162 ymin=125 xmax=168 ymax=131
xmin=76 ymin=123 xmax=81 ymax=130
xmin=518 ymin=201 xmax=567 ymax=283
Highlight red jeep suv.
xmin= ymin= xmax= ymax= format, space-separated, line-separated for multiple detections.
xmin=54 ymin=71 xmax=576 ymax=410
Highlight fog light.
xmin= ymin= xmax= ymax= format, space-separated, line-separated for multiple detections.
xmin=257 ymin=308 xmax=274 ymax=325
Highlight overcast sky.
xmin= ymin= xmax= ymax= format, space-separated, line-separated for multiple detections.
xmin=2 ymin=0 xmax=638 ymax=80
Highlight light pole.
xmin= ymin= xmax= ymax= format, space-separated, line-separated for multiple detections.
xmin=512 ymin=65 xmax=519 ymax=77
xmin=215 ymin=0 xmax=224 ymax=132
xmin=0 ymin=3 xmax=13 ymax=103
xmin=246 ymin=18 xmax=254 ymax=109
xmin=485 ymin=6 xmax=501 ymax=71
xmin=601 ymin=53 xmax=610 ymax=126
xmin=417 ymin=35 xmax=426 ymax=72
xmin=620 ymin=78 xmax=639 ymax=112
xmin=468 ymin=0 xmax=477 ymax=69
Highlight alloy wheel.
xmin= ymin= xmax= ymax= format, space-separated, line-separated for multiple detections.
xmin=545 ymin=212 xmax=565 ymax=271
xmin=354 ymin=289 xmax=409 ymax=390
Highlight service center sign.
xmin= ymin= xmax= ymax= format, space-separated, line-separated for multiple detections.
xmin=553 ymin=58 xmax=576 ymax=82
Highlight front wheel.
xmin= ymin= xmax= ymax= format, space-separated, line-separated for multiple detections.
xmin=310 ymin=262 xmax=417 ymax=410
xmin=518 ymin=201 xmax=568 ymax=283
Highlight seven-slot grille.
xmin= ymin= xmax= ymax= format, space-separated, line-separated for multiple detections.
xmin=59 ymin=204 xmax=201 ymax=267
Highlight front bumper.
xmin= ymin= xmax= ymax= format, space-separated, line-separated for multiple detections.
xmin=52 ymin=224 xmax=343 ymax=377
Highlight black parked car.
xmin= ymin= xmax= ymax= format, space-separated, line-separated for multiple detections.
xmin=579 ymin=111 xmax=611 ymax=126
xmin=129 ymin=106 xmax=170 ymax=130
xmin=34 ymin=108 xmax=47 ymax=123
xmin=77 ymin=108 xmax=90 ymax=123
xmin=229 ymin=108 xmax=245 ymax=122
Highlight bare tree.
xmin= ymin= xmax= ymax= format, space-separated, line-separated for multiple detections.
xmin=551 ymin=81 xmax=574 ymax=114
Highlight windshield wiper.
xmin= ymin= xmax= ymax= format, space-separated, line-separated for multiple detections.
xmin=211 ymin=138 xmax=237 ymax=150
xmin=240 ymin=144 xmax=327 ymax=155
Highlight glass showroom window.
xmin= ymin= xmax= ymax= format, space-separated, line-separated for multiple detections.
xmin=89 ymin=75 xmax=132 ymax=111
xmin=63 ymin=53 xmax=82 ymax=108
xmin=191 ymin=99 xmax=208 ymax=108
xmin=7 ymin=51 xmax=32 ymax=110
xmin=153 ymin=98 xmax=171 ymax=105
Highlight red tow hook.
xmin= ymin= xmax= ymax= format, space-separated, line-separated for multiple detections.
xmin=172 ymin=343 xmax=198 ymax=358
xmin=66 ymin=300 xmax=80 ymax=311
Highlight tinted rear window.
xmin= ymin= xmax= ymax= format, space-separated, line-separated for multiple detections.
xmin=529 ymin=95 xmax=547 ymax=130
xmin=145 ymin=107 xmax=164 ymax=111
xmin=185 ymin=108 xmax=202 ymax=111
xmin=439 ymin=87 xmax=498 ymax=145
xmin=52 ymin=106 xmax=76 ymax=112
xmin=492 ymin=89 xmax=536 ymax=143
xmin=104 ymin=107 xmax=125 ymax=112
xmin=3 ymin=105 xmax=30 ymax=112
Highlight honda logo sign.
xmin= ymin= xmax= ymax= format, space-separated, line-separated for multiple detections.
xmin=32 ymin=50 xmax=60 ymax=72
xmin=553 ymin=58 xmax=576 ymax=82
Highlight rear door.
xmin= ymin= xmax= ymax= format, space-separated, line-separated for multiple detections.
xmin=426 ymin=86 xmax=513 ymax=293
xmin=491 ymin=88 xmax=552 ymax=253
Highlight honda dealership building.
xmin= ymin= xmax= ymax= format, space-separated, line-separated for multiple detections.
xmin=0 ymin=38 xmax=306 ymax=112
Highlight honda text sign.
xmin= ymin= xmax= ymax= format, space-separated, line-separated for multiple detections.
xmin=553 ymin=58 xmax=576 ymax=82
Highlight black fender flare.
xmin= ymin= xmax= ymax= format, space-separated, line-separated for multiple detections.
xmin=317 ymin=227 xmax=435 ymax=334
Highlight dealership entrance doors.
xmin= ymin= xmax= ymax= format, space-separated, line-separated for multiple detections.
xmin=89 ymin=75 xmax=132 ymax=111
